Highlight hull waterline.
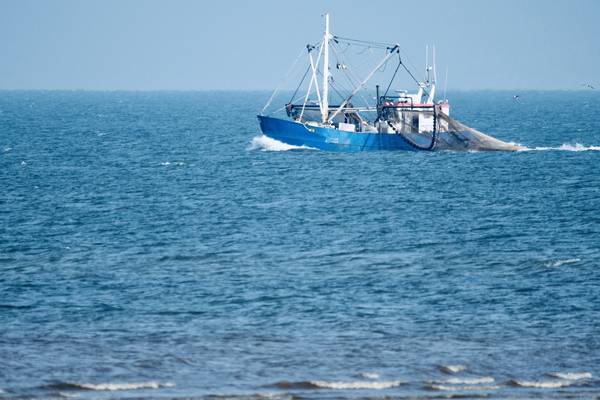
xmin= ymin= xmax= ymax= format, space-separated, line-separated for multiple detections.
xmin=257 ymin=115 xmax=525 ymax=152
xmin=258 ymin=115 xmax=420 ymax=152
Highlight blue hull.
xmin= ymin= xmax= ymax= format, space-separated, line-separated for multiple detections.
xmin=257 ymin=115 xmax=420 ymax=152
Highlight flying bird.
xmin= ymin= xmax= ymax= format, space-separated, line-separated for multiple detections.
xmin=581 ymin=83 xmax=595 ymax=89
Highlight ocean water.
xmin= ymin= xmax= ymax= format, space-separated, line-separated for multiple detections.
xmin=1 ymin=90 xmax=599 ymax=400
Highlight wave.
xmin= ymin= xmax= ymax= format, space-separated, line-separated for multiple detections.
xmin=521 ymin=143 xmax=600 ymax=152
xmin=547 ymin=258 xmax=581 ymax=267
xmin=159 ymin=161 xmax=185 ymax=166
xmin=547 ymin=372 xmax=592 ymax=380
xmin=310 ymin=380 xmax=403 ymax=389
xmin=58 ymin=392 xmax=79 ymax=398
xmin=248 ymin=135 xmax=316 ymax=151
xmin=358 ymin=372 xmax=380 ymax=380
xmin=48 ymin=381 xmax=174 ymax=391
xmin=427 ymin=384 xmax=501 ymax=391
xmin=439 ymin=364 xmax=467 ymax=374
xmin=272 ymin=380 xmax=403 ymax=390
xmin=510 ymin=379 xmax=574 ymax=388
xmin=437 ymin=377 xmax=495 ymax=385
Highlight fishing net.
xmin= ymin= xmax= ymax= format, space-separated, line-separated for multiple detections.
xmin=385 ymin=109 xmax=524 ymax=151
xmin=435 ymin=112 xmax=525 ymax=151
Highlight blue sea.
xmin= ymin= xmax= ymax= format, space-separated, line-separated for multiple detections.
xmin=1 ymin=90 xmax=599 ymax=400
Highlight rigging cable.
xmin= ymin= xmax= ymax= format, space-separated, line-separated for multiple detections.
xmin=261 ymin=47 xmax=306 ymax=115
xmin=333 ymin=35 xmax=395 ymax=49
xmin=382 ymin=53 xmax=402 ymax=99
xmin=288 ymin=64 xmax=311 ymax=105
xmin=330 ymin=42 xmax=371 ymax=107
xmin=356 ymin=46 xmax=372 ymax=55
xmin=401 ymin=62 xmax=430 ymax=100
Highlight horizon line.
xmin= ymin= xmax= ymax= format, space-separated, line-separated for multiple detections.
xmin=0 ymin=88 xmax=597 ymax=93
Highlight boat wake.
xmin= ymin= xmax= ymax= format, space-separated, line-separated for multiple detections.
xmin=520 ymin=143 xmax=600 ymax=152
xmin=249 ymin=135 xmax=316 ymax=152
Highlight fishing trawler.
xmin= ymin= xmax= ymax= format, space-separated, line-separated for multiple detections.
xmin=257 ymin=14 xmax=523 ymax=152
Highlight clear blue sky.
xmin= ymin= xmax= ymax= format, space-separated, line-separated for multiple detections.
xmin=1 ymin=0 xmax=599 ymax=90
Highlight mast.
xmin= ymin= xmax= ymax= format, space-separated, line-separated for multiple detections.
xmin=427 ymin=45 xmax=436 ymax=103
xmin=322 ymin=13 xmax=330 ymax=124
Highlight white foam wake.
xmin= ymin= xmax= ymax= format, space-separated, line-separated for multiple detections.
xmin=64 ymin=381 xmax=173 ymax=391
xmin=511 ymin=379 xmax=574 ymax=388
xmin=58 ymin=392 xmax=78 ymax=398
xmin=521 ymin=143 xmax=600 ymax=152
xmin=359 ymin=372 xmax=380 ymax=380
xmin=439 ymin=364 xmax=467 ymax=374
xmin=548 ymin=372 xmax=592 ymax=380
xmin=439 ymin=377 xmax=495 ymax=385
xmin=309 ymin=380 xmax=403 ymax=389
xmin=248 ymin=135 xmax=315 ymax=152
xmin=159 ymin=161 xmax=185 ymax=166
xmin=547 ymin=258 xmax=581 ymax=267
xmin=428 ymin=384 xmax=500 ymax=391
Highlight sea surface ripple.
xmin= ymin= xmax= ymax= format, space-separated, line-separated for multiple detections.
xmin=1 ymin=90 xmax=599 ymax=400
